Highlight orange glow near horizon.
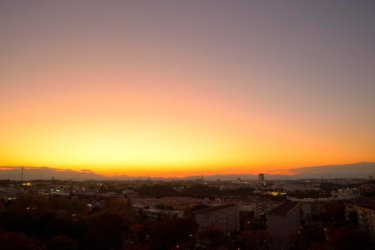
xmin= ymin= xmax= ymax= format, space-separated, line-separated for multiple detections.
xmin=1 ymin=66 xmax=374 ymax=178
xmin=1 ymin=70 xmax=373 ymax=177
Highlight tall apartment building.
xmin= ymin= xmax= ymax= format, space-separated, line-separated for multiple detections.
xmin=258 ymin=173 xmax=265 ymax=185
xmin=267 ymin=201 xmax=300 ymax=250
xmin=194 ymin=204 xmax=239 ymax=233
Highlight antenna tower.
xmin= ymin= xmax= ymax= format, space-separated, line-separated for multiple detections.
xmin=20 ymin=167 xmax=24 ymax=182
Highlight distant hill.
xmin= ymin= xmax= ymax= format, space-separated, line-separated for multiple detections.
xmin=289 ymin=162 xmax=375 ymax=179
xmin=1 ymin=162 xmax=374 ymax=181
xmin=0 ymin=167 xmax=104 ymax=181
xmin=184 ymin=162 xmax=375 ymax=180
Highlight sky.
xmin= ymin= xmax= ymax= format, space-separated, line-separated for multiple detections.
xmin=1 ymin=1 xmax=374 ymax=177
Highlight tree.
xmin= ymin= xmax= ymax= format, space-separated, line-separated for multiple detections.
xmin=327 ymin=227 xmax=372 ymax=250
xmin=82 ymin=213 xmax=129 ymax=250
xmin=43 ymin=235 xmax=77 ymax=250
xmin=0 ymin=232 xmax=40 ymax=250
xmin=148 ymin=218 xmax=197 ymax=249
xmin=203 ymin=227 xmax=233 ymax=249
xmin=236 ymin=230 xmax=268 ymax=250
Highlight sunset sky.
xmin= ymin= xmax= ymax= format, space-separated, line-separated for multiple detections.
xmin=1 ymin=1 xmax=374 ymax=177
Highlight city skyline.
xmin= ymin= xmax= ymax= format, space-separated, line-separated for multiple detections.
xmin=1 ymin=1 xmax=375 ymax=177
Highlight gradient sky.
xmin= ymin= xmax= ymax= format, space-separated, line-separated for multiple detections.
xmin=1 ymin=1 xmax=374 ymax=177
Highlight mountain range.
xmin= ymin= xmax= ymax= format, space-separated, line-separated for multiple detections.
xmin=1 ymin=162 xmax=374 ymax=181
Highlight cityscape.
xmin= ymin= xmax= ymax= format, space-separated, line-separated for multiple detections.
xmin=1 ymin=1 xmax=375 ymax=250
xmin=0 ymin=168 xmax=374 ymax=249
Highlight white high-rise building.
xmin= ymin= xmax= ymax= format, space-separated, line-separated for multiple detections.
xmin=258 ymin=173 xmax=265 ymax=185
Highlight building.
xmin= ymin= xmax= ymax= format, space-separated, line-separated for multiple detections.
xmin=254 ymin=201 xmax=282 ymax=218
xmin=259 ymin=173 xmax=265 ymax=186
xmin=346 ymin=201 xmax=375 ymax=240
xmin=267 ymin=202 xmax=300 ymax=250
xmin=194 ymin=204 xmax=239 ymax=233
xmin=136 ymin=207 xmax=184 ymax=221
xmin=331 ymin=188 xmax=360 ymax=200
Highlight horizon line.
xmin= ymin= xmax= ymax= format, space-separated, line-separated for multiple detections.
xmin=1 ymin=161 xmax=374 ymax=180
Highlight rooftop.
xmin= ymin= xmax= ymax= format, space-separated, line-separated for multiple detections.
xmin=346 ymin=198 xmax=375 ymax=211
xmin=193 ymin=204 xmax=237 ymax=214
xmin=267 ymin=202 xmax=299 ymax=216
xmin=355 ymin=202 xmax=375 ymax=211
